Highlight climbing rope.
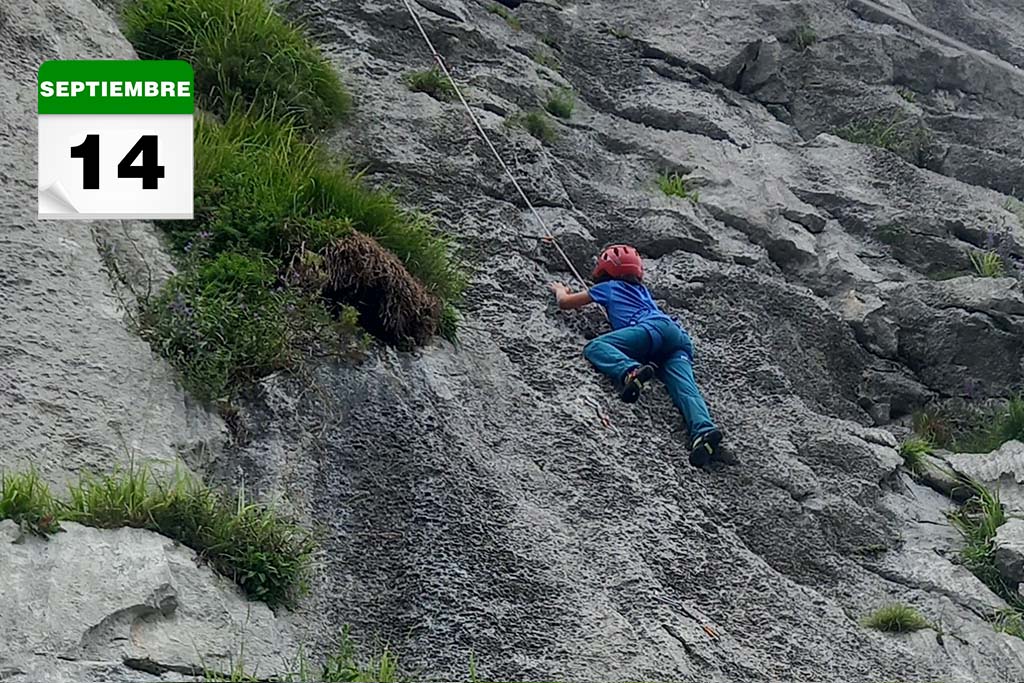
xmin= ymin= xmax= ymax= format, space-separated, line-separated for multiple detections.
xmin=399 ymin=0 xmax=589 ymax=289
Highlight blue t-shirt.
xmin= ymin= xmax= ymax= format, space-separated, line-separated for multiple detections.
xmin=589 ymin=281 xmax=672 ymax=330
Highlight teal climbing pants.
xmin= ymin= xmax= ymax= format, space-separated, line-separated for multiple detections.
xmin=583 ymin=317 xmax=717 ymax=438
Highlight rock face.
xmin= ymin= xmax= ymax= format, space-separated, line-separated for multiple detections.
xmin=4 ymin=0 xmax=1024 ymax=682
xmin=214 ymin=0 xmax=1024 ymax=680
xmin=0 ymin=520 xmax=296 ymax=681
xmin=0 ymin=0 xmax=225 ymax=488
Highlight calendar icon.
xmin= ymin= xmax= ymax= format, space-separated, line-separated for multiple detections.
xmin=38 ymin=60 xmax=194 ymax=219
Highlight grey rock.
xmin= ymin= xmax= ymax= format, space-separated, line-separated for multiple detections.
xmin=947 ymin=441 xmax=1024 ymax=515
xmin=0 ymin=523 xmax=297 ymax=682
xmin=0 ymin=0 xmax=226 ymax=489
xmin=994 ymin=518 xmax=1024 ymax=586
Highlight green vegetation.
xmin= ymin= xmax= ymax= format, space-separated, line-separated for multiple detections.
xmin=608 ymin=26 xmax=632 ymax=40
xmin=405 ymin=68 xmax=455 ymax=101
xmin=899 ymin=437 xmax=932 ymax=476
xmin=545 ymin=88 xmax=576 ymax=119
xmin=836 ymin=115 xmax=932 ymax=165
xmin=912 ymin=398 xmax=1024 ymax=455
xmin=140 ymin=251 xmax=362 ymax=402
xmin=519 ymin=110 xmax=558 ymax=145
xmin=657 ymin=172 xmax=700 ymax=204
xmin=1004 ymin=197 xmax=1024 ymax=225
xmin=862 ymin=603 xmax=931 ymax=633
xmin=0 ymin=470 xmax=61 ymax=536
xmin=123 ymin=0 xmax=350 ymax=130
xmin=969 ymin=250 xmax=1006 ymax=278
xmin=949 ymin=479 xmax=1015 ymax=604
xmin=793 ymin=25 xmax=817 ymax=51
xmin=487 ymin=4 xmax=521 ymax=30
xmin=121 ymin=0 xmax=466 ymax=402
xmin=530 ymin=45 xmax=560 ymax=70
xmin=0 ymin=467 xmax=314 ymax=608
xmin=896 ymin=87 xmax=918 ymax=104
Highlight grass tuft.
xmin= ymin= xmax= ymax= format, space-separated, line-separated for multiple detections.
xmin=897 ymin=86 xmax=918 ymax=103
xmin=487 ymin=4 xmax=521 ymax=30
xmin=862 ymin=603 xmax=931 ymax=633
xmin=0 ymin=466 xmax=315 ymax=607
xmin=792 ymin=25 xmax=817 ymax=51
xmin=969 ymin=250 xmax=1006 ymax=278
xmin=322 ymin=627 xmax=403 ymax=682
xmin=657 ymin=172 xmax=700 ymax=204
xmin=123 ymin=0 xmax=350 ymax=130
xmin=404 ymin=68 xmax=455 ymax=102
xmin=0 ymin=470 xmax=61 ymax=536
xmin=836 ymin=115 xmax=932 ymax=165
xmin=545 ymin=88 xmax=576 ymax=119
xmin=519 ymin=110 xmax=558 ymax=145
xmin=899 ymin=437 xmax=932 ymax=476
xmin=530 ymin=46 xmax=560 ymax=70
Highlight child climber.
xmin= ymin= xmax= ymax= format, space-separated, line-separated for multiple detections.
xmin=549 ymin=244 xmax=723 ymax=467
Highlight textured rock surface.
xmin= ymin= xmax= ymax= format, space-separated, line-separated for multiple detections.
xmin=213 ymin=1 xmax=1024 ymax=680
xmin=0 ymin=0 xmax=225 ymax=488
xmin=947 ymin=441 xmax=1024 ymax=514
xmin=995 ymin=517 xmax=1024 ymax=586
xmin=0 ymin=520 xmax=296 ymax=682
xmin=4 ymin=0 xmax=1024 ymax=682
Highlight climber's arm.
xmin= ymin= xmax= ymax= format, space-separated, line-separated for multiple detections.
xmin=550 ymin=283 xmax=593 ymax=310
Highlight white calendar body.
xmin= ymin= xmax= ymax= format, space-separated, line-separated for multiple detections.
xmin=38 ymin=114 xmax=193 ymax=219
xmin=37 ymin=59 xmax=194 ymax=220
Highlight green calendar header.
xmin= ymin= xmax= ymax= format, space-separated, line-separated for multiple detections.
xmin=38 ymin=60 xmax=194 ymax=115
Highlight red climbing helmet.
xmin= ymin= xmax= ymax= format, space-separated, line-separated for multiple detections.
xmin=592 ymin=244 xmax=644 ymax=282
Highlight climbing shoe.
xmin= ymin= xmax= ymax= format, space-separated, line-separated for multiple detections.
xmin=689 ymin=429 xmax=723 ymax=468
xmin=619 ymin=364 xmax=655 ymax=404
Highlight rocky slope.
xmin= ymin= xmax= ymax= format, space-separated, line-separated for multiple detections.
xmin=3 ymin=0 xmax=1024 ymax=681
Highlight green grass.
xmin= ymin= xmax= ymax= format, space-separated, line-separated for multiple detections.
xmin=139 ymin=251 xmax=362 ymax=403
xmin=914 ymin=398 xmax=1024 ymax=455
xmin=322 ymin=629 xmax=402 ymax=682
xmin=897 ymin=87 xmax=918 ymax=103
xmin=519 ymin=110 xmax=558 ymax=145
xmin=1004 ymin=197 xmax=1024 ymax=226
xmin=0 ymin=470 xmax=61 ymax=536
xmin=487 ymin=4 xmax=520 ymax=30
xmin=404 ymin=68 xmax=455 ymax=101
xmin=899 ymin=437 xmax=932 ymax=476
xmin=188 ymin=114 xmax=463 ymax=302
xmin=530 ymin=46 xmax=560 ymax=70
xmin=862 ymin=603 xmax=931 ymax=633
xmin=969 ymin=250 xmax=1006 ymax=278
xmin=0 ymin=467 xmax=315 ymax=607
xmin=545 ymin=88 xmax=576 ymax=119
xmin=836 ymin=115 xmax=932 ymax=164
xmin=123 ymin=0 xmax=350 ymax=130
xmin=948 ymin=479 xmax=1016 ymax=604
xmin=793 ymin=25 xmax=817 ymax=51
xmin=657 ymin=172 xmax=700 ymax=204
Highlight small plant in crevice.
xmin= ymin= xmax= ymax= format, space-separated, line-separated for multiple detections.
xmin=545 ymin=87 xmax=576 ymax=119
xmin=836 ymin=114 xmax=933 ymax=166
xmin=969 ymin=249 xmax=1006 ymax=278
xmin=896 ymin=86 xmax=918 ymax=103
xmin=862 ymin=603 xmax=931 ymax=633
xmin=899 ymin=437 xmax=932 ymax=476
xmin=321 ymin=627 xmax=403 ymax=683
xmin=530 ymin=45 xmax=560 ymax=70
xmin=0 ymin=470 xmax=61 ymax=536
xmin=792 ymin=25 xmax=817 ymax=51
xmin=404 ymin=68 xmax=455 ymax=101
xmin=517 ymin=109 xmax=558 ymax=145
xmin=487 ymin=3 xmax=521 ymax=30
xmin=995 ymin=609 xmax=1024 ymax=640
xmin=657 ymin=172 xmax=700 ymax=204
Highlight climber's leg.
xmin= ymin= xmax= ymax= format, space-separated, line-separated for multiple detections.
xmin=584 ymin=326 xmax=655 ymax=402
xmin=657 ymin=346 xmax=721 ymax=465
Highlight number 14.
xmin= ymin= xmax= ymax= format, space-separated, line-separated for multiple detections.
xmin=70 ymin=134 xmax=166 ymax=190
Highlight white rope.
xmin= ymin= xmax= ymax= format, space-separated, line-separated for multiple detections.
xmin=400 ymin=0 xmax=590 ymax=289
